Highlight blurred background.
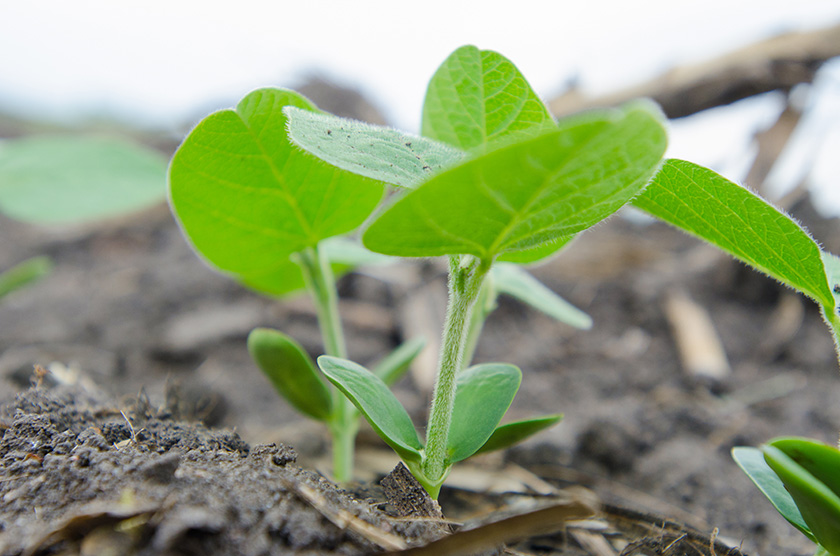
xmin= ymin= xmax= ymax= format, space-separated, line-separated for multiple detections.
xmin=1 ymin=0 xmax=840 ymax=210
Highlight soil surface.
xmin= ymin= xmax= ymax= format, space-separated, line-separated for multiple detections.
xmin=3 ymin=86 xmax=840 ymax=555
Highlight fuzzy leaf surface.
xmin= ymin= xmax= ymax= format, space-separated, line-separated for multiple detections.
xmin=364 ymin=102 xmax=666 ymax=259
xmin=285 ymin=107 xmax=463 ymax=189
xmin=422 ymin=45 xmax=555 ymax=151
xmin=0 ymin=135 xmax=166 ymax=224
xmin=764 ymin=440 xmax=840 ymax=552
xmin=474 ymin=414 xmax=563 ymax=456
xmin=168 ymin=88 xmax=384 ymax=281
xmin=733 ymin=446 xmax=813 ymax=541
xmin=496 ymin=235 xmax=574 ymax=264
xmin=247 ymin=328 xmax=333 ymax=422
xmin=633 ymin=159 xmax=834 ymax=309
xmin=447 ymin=363 xmax=521 ymax=463
xmin=318 ymin=356 xmax=423 ymax=462
xmin=492 ymin=263 xmax=592 ymax=329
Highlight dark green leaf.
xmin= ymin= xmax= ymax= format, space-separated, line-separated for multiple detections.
xmin=763 ymin=441 xmax=840 ymax=552
xmin=0 ymin=135 xmax=166 ymax=224
xmin=474 ymin=414 xmax=563 ymax=456
xmin=492 ymin=263 xmax=592 ymax=329
xmin=0 ymin=256 xmax=52 ymax=299
xmin=168 ymin=88 xmax=384 ymax=282
xmin=732 ymin=446 xmax=814 ymax=541
xmin=447 ymin=363 xmax=521 ymax=463
xmin=373 ymin=337 xmax=426 ymax=386
xmin=364 ymin=102 xmax=667 ymax=259
xmin=422 ymin=45 xmax=555 ymax=151
xmin=634 ymin=159 xmax=834 ymax=309
xmin=318 ymin=355 xmax=423 ymax=462
xmin=247 ymin=328 xmax=333 ymax=421
xmin=285 ymin=107 xmax=464 ymax=189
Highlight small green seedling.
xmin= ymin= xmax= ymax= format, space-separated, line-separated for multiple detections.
xmin=616 ymin=151 xmax=840 ymax=551
xmin=290 ymin=45 xmax=668 ymax=495
xmin=0 ymin=134 xmax=167 ymax=303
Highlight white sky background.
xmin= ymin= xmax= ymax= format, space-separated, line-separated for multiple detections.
xmin=1 ymin=0 xmax=839 ymax=212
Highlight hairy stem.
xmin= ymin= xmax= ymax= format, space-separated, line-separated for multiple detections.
xmin=423 ymin=256 xmax=492 ymax=487
xmin=461 ymin=274 xmax=497 ymax=368
xmin=819 ymin=303 xmax=840 ymax=369
xmin=298 ymin=246 xmax=356 ymax=482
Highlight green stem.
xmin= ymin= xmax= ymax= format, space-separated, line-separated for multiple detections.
xmin=820 ymin=304 xmax=840 ymax=369
xmin=423 ymin=256 xmax=492 ymax=486
xmin=461 ymin=274 xmax=497 ymax=368
xmin=298 ymin=246 xmax=356 ymax=482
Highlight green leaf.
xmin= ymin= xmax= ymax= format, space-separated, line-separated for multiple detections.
xmin=633 ymin=159 xmax=835 ymax=309
xmin=492 ymin=263 xmax=592 ymax=329
xmin=422 ymin=45 xmax=555 ymax=151
xmin=168 ymin=88 xmax=384 ymax=282
xmin=764 ymin=440 xmax=840 ymax=553
xmin=496 ymin=235 xmax=574 ymax=264
xmin=237 ymin=236 xmax=385 ymax=298
xmin=247 ymin=328 xmax=333 ymax=422
xmin=0 ymin=256 xmax=52 ymax=299
xmin=732 ymin=446 xmax=814 ymax=542
xmin=447 ymin=363 xmax=522 ymax=463
xmin=364 ymin=102 xmax=667 ymax=259
xmin=0 ymin=135 xmax=166 ymax=224
xmin=318 ymin=355 xmax=423 ymax=462
xmin=473 ymin=414 xmax=563 ymax=456
xmin=285 ymin=107 xmax=464 ymax=189
xmin=373 ymin=337 xmax=426 ymax=386
xmin=821 ymin=251 xmax=840 ymax=310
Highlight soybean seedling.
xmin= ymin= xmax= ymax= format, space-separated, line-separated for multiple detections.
xmin=167 ymin=88 xmax=428 ymax=482
xmin=620 ymin=158 xmax=840 ymax=553
xmin=290 ymin=45 xmax=668 ymax=496
xmin=0 ymin=134 xmax=167 ymax=302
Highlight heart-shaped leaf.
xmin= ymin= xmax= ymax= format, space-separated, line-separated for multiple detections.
xmin=318 ymin=355 xmax=423 ymax=462
xmin=168 ymin=88 xmax=384 ymax=282
xmin=763 ymin=439 xmax=840 ymax=552
xmin=247 ymin=328 xmax=333 ymax=422
xmin=732 ymin=446 xmax=814 ymax=542
xmin=492 ymin=263 xmax=592 ymax=329
xmin=373 ymin=337 xmax=427 ymax=386
xmin=447 ymin=363 xmax=522 ymax=463
xmin=422 ymin=45 xmax=555 ymax=151
xmin=473 ymin=414 xmax=563 ymax=457
xmin=0 ymin=135 xmax=166 ymax=224
xmin=633 ymin=159 xmax=834 ymax=309
xmin=364 ymin=102 xmax=667 ymax=259
xmin=285 ymin=107 xmax=464 ymax=189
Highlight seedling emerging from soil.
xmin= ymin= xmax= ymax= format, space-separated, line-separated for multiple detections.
xmin=623 ymin=159 xmax=840 ymax=553
xmin=290 ymin=45 xmax=668 ymax=496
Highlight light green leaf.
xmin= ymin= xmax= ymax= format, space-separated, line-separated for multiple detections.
xmin=496 ymin=235 xmax=574 ymax=264
xmin=764 ymin=439 xmax=840 ymax=552
xmin=364 ymin=102 xmax=667 ymax=259
xmin=733 ymin=446 xmax=814 ymax=542
xmin=285 ymin=107 xmax=464 ymax=189
xmin=492 ymin=263 xmax=592 ymax=329
xmin=0 ymin=256 xmax=52 ymax=299
xmin=474 ymin=414 xmax=563 ymax=456
xmin=237 ymin=236 xmax=387 ymax=297
xmin=422 ymin=45 xmax=555 ymax=151
xmin=821 ymin=251 xmax=840 ymax=310
xmin=168 ymin=88 xmax=384 ymax=282
xmin=633 ymin=159 xmax=834 ymax=309
xmin=318 ymin=355 xmax=423 ymax=462
xmin=447 ymin=363 xmax=521 ymax=463
xmin=247 ymin=328 xmax=333 ymax=422
xmin=373 ymin=337 xmax=426 ymax=386
xmin=0 ymin=135 xmax=166 ymax=224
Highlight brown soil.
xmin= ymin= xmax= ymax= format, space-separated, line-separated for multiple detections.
xmin=3 ymin=87 xmax=840 ymax=556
